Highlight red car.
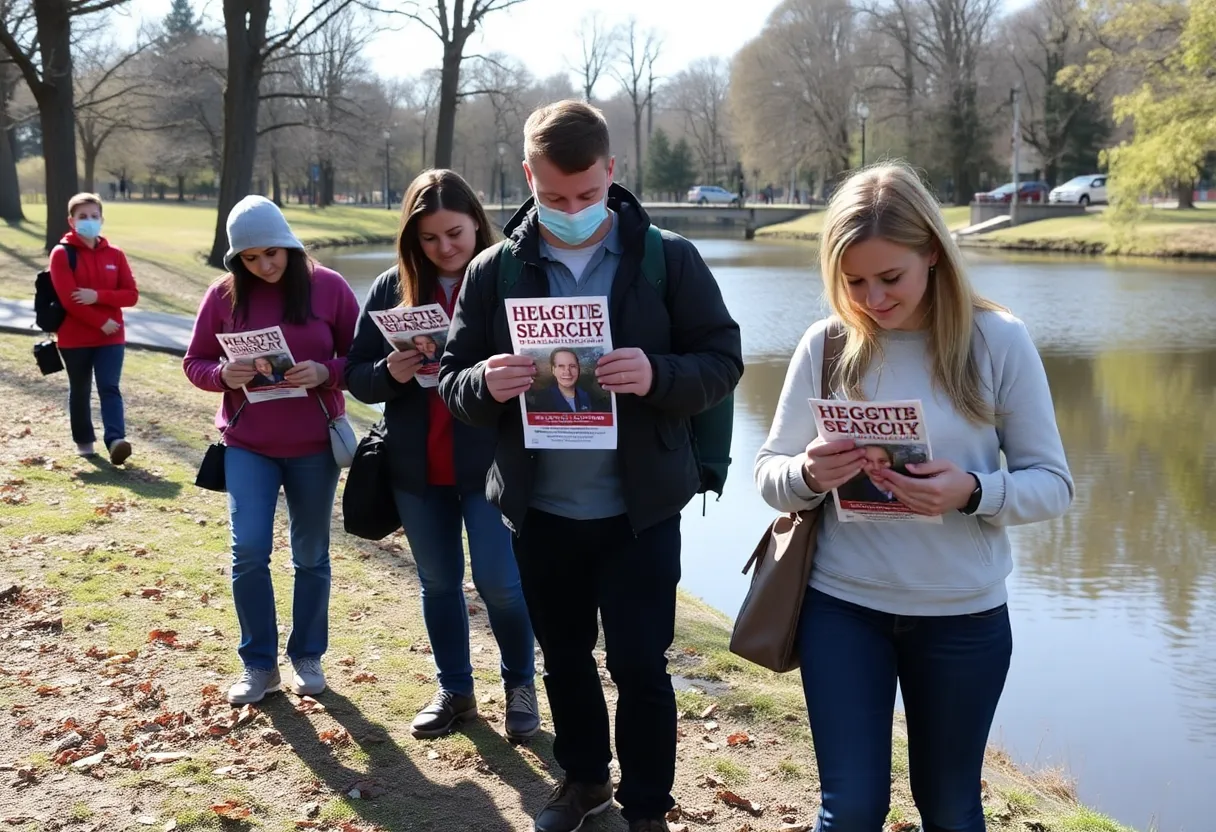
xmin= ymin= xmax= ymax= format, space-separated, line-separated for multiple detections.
xmin=974 ymin=181 xmax=1051 ymax=204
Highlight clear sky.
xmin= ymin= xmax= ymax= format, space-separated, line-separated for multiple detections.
xmin=112 ymin=0 xmax=785 ymax=92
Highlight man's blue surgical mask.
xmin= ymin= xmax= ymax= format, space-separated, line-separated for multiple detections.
xmin=535 ymin=196 xmax=607 ymax=247
xmin=75 ymin=219 xmax=102 ymax=239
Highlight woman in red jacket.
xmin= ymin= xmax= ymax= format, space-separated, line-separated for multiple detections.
xmin=49 ymin=193 xmax=139 ymax=464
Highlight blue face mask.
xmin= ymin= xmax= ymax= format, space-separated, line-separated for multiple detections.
xmin=535 ymin=196 xmax=608 ymax=246
xmin=75 ymin=219 xmax=102 ymax=239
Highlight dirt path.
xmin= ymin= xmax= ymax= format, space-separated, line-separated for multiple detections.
xmin=0 ymin=333 xmax=1121 ymax=832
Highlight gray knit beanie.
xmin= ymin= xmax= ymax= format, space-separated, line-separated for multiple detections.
xmin=224 ymin=195 xmax=305 ymax=271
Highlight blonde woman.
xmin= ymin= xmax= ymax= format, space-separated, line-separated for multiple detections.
xmin=755 ymin=164 xmax=1073 ymax=832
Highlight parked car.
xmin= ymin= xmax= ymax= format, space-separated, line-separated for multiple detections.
xmin=1049 ymin=174 xmax=1107 ymax=206
xmin=974 ymin=181 xmax=1051 ymax=204
xmin=687 ymin=185 xmax=739 ymax=206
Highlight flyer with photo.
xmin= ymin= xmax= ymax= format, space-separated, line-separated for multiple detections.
xmin=367 ymin=304 xmax=451 ymax=389
xmin=808 ymin=398 xmax=941 ymax=524
xmin=504 ymin=296 xmax=617 ymax=450
xmin=215 ymin=326 xmax=305 ymax=404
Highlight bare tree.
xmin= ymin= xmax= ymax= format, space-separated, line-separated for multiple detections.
xmin=208 ymin=0 xmax=360 ymax=268
xmin=385 ymin=0 xmax=529 ymax=169
xmin=570 ymin=12 xmax=616 ymax=102
xmin=74 ymin=37 xmax=152 ymax=192
xmin=858 ymin=0 xmax=920 ymax=161
xmin=0 ymin=0 xmax=131 ymax=250
xmin=668 ymin=57 xmax=730 ymax=183
xmin=0 ymin=52 xmax=32 ymax=220
xmin=611 ymin=18 xmax=661 ymax=195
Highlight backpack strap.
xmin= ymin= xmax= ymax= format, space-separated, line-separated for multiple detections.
xmin=64 ymin=244 xmax=77 ymax=271
xmin=496 ymin=242 xmax=523 ymax=300
xmin=640 ymin=224 xmax=666 ymax=296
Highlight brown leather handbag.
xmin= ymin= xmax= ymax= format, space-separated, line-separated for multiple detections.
xmin=729 ymin=321 xmax=844 ymax=673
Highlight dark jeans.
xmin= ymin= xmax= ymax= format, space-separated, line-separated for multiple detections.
xmin=799 ymin=588 xmax=1012 ymax=832
xmin=60 ymin=344 xmax=125 ymax=447
xmin=225 ymin=447 xmax=340 ymax=670
xmin=512 ymin=510 xmax=681 ymax=823
xmin=393 ymin=485 xmax=535 ymax=696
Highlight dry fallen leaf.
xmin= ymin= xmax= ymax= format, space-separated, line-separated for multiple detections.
xmin=351 ymin=672 xmax=377 ymax=683
xmin=717 ymin=790 xmax=764 ymax=816
xmin=345 ymin=778 xmax=387 ymax=799
xmin=210 ymin=800 xmax=252 ymax=820
xmin=700 ymin=703 xmax=718 ymax=719
xmin=726 ymin=731 xmax=752 ymax=747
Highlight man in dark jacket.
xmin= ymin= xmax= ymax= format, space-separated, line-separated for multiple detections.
xmin=439 ymin=100 xmax=743 ymax=832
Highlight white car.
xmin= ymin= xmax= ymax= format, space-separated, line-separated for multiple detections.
xmin=1049 ymin=175 xmax=1108 ymax=206
xmin=687 ymin=185 xmax=739 ymax=206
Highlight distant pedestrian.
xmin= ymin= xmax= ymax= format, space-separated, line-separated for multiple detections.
xmin=183 ymin=195 xmax=361 ymax=705
xmin=50 ymin=192 xmax=139 ymax=464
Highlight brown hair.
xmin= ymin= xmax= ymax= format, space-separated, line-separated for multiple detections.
xmin=223 ymin=249 xmax=316 ymax=327
xmin=523 ymin=100 xmax=611 ymax=174
xmin=396 ymin=169 xmax=495 ymax=307
xmin=68 ymin=192 xmax=103 ymax=216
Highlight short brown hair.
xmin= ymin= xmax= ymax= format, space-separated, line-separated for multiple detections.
xmin=68 ymin=192 xmax=103 ymax=216
xmin=524 ymin=100 xmax=611 ymax=174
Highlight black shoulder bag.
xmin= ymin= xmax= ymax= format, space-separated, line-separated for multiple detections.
xmin=195 ymin=401 xmax=247 ymax=492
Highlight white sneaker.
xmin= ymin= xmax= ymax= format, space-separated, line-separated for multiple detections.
xmin=76 ymin=443 xmax=95 ymax=457
xmin=227 ymin=666 xmax=282 ymax=704
xmin=291 ymin=658 xmax=326 ymax=696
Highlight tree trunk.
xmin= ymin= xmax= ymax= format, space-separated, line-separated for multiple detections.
xmin=177 ymin=174 xmax=186 ymax=202
xmin=209 ymin=3 xmax=269 ymax=269
xmin=633 ymin=105 xmax=643 ymax=196
xmin=0 ymin=110 xmax=24 ymax=222
xmin=271 ymin=165 xmax=282 ymax=207
xmin=34 ymin=2 xmax=79 ymax=250
xmin=1176 ymin=181 xmax=1195 ymax=209
xmin=83 ymin=144 xmax=98 ymax=193
xmin=433 ymin=40 xmax=465 ymax=169
xmin=320 ymin=161 xmax=335 ymax=207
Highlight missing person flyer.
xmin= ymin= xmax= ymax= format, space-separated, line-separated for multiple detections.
xmin=215 ymin=325 xmax=306 ymax=404
xmin=367 ymin=304 xmax=451 ymax=388
xmin=504 ymin=296 xmax=617 ymax=450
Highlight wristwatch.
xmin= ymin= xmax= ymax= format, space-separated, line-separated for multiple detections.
xmin=960 ymin=474 xmax=982 ymax=515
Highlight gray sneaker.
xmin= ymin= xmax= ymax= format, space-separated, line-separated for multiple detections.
xmin=291 ymin=658 xmax=326 ymax=696
xmin=228 ymin=666 xmax=282 ymax=704
xmin=505 ymin=683 xmax=540 ymax=741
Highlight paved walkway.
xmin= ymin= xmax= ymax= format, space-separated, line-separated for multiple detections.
xmin=0 ymin=299 xmax=195 ymax=355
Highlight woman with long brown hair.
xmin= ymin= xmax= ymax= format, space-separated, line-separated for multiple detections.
xmin=346 ymin=169 xmax=538 ymax=741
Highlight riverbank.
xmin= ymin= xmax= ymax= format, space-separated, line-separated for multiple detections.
xmin=0 ymin=330 xmax=1134 ymax=832
xmin=0 ymin=202 xmax=398 ymax=316
xmin=757 ymin=202 xmax=1216 ymax=260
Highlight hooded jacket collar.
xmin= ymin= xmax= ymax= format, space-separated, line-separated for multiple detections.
xmin=502 ymin=183 xmax=652 ymax=266
xmin=60 ymin=230 xmax=109 ymax=250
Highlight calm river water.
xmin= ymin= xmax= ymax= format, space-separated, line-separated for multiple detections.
xmin=322 ymin=238 xmax=1216 ymax=832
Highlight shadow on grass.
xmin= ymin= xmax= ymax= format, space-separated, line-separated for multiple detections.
xmin=3 ymin=218 xmax=45 ymax=243
xmin=75 ymin=457 xmax=184 ymax=499
xmin=263 ymin=688 xmax=534 ymax=831
xmin=0 ymin=238 xmax=44 ymax=271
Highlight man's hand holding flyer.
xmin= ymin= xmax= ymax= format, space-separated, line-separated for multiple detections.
xmin=808 ymin=398 xmax=941 ymax=524
xmin=504 ymin=296 xmax=617 ymax=450
xmin=216 ymin=325 xmax=306 ymax=403
xmin=367 ymin=304 xmax=451 ymax=388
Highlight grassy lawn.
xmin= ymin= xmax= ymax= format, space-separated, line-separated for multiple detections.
xmin=0 ymin=201 xmax=399 ymax=316
xmin=0 ymin=330 xmax=1138 ymax=832
xmin=757 ymin=205 xmax=972 ymax=241
xmin=967 ymin=203 xmax=1216 ymax=257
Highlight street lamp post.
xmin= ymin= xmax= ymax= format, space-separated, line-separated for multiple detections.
xmin=497 ymin=143 xmax=508 ymax=226
xmin=857 ymin=101 xmax=870 ymax=167
xmin=1010 ymin=85 xmax=1021 ymax=226
xmin=383 ymin=130 xmax=391 ymax=210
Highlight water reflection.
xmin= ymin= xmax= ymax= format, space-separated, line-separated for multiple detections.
xmin=318 ymin=240 xmax=1216 ymax=831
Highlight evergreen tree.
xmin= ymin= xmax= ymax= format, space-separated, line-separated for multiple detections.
xmin=669 ymin=138 xmax=697 ymax=197
xmin=163 ymin=0 xmax=200 ymax=42
xmin=645 ymin=128 xmax=673 ymax=199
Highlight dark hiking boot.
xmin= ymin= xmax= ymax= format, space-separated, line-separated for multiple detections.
xmin=410 ymin=689 xmax=477 ymax=739
xmin=533 ymin=779 xmax=614 ymax=832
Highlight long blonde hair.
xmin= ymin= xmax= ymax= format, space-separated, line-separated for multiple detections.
xmin=819 ymin=163 xmax=1005 ymax=424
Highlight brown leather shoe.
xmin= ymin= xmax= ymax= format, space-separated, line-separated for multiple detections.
xmin=533 ymin=778 xmax=614 ymax=832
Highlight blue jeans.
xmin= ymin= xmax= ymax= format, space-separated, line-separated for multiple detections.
xmin=225 ymin=447 xmax=340 ymax=671
xmin=799 ymin=588 xmax=1013 ymax=832
xmin=393 ymin=486 xmax=535 ymax=696
xmin=60 ymin=344 xmax=125 ymax=447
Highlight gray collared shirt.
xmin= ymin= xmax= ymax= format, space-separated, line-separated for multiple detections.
xmin=529 ymin=211 xmax=627 ymax=520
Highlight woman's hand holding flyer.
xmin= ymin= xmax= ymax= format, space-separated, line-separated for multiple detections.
xmin=221 ymin=360 xmax=258 ymax=390
xmin=869 ymin=458 xmax=976 ymax=516
xmin=801 ymin=437 xmax=868 ymax=492
xmin=216 ymin=326 xmax=306 ymax=403
xmin=367 ymin=304 xmax=451 ymax=389
xmin=284 ymin=360 xmax=329 ymax=389
xmin=386 ymin=349 xmax=426 ymax=384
